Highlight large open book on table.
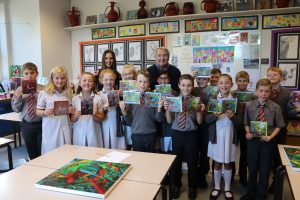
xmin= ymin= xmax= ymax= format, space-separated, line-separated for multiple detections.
xmin=35 ymin=158 xmax=132 ymax=199
xmin=283 ymin=146 xmax=300 ymax=172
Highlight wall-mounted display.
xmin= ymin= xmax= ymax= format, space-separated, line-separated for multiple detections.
xmin=83 ymin=65 xmax=96 ymax=73
xmin=119 ymin=24 xmax=145 ymax=37
xmin=126 ymin=10 xmax=138 ymax=20
xmin=92 ymin=27 xmax=116 ymax=40
xmin=278 ymin=34 xmax=299 ymax=60
xmin=193 ymin=46 xmax=235 ymax=63
xmin=262 ymin=13 xmax=300 ymax=29
xmin=145 ymin=39 xmax=161 ymax=61
xmin=112 ymin=42 xmax=125 ymax=62
xmin=185 ymin=18 xmax=218 ymax=33
xmin=278 ymin=62 xmax=299 ymax=88
xmin=83 ymin=44 xmax=95 ymax=63
xmin=221 ymin=16 xmax=258 ymax=30
xmin=97 ymin=43 xmax=110 ymax=63
xmin=128 ymin=41 xmax=143 ymax=62
xmin=149 ymin=21 xmax=180 ymax=34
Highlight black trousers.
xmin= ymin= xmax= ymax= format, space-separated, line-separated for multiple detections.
xmin=131 ymin=133 xmax=156 ymax=153
xmin=20 ymin=120 xmax=42 ymax=160
xmin=237 ymin=128 xmax=247 ymax=179
xmin=197 ymin=123 xmax=210 ymax=180
xmin=247 ymin=138 xmax=275 ymax=200
xmin=172 ymin=130 xmax=198 ymax=188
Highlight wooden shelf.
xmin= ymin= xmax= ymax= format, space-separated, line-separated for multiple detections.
xmin=64 ymin=7 xmax=300 ymax=31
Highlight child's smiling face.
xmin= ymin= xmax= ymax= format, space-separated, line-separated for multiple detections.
xmin=179 ymin=79 xmax=193 ymax=97
xmin=217 ymin=76 xmax=232 ymax=94
xmin=80 ymin=74 xmax=94 ymax=92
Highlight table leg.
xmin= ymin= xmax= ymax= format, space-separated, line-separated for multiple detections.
xmin=13 ymin=132 xmax=17 ymax=148
xmin=7 ymin=144 xmax=13 ymax=170
xmin=18 ymin=132 xmax=22 ymax=147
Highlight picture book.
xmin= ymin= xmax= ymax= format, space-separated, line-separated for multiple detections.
xmin=191 ymin=65 xmax=211 ymax=78
xmin=119 ymin=80 xmax=138 ymax=91
xmin=207 ymin=98 xmax=237 ymax=113
xmin=22 ymin=79 xmax=37 ymax=94
xmin=144 ymin=92 xmax=161 ymax=108
xmin=187 ymin=97 xmax=201 ymax=111
xmin=165 ymin=97 xmax=182 ymax=112
xmin=35 ymin=158 xmax=132 ymax=198
xmin=81 ymin=97 xmax=93 ymax=115
xmin=250 ymin=121 xmax=268 ymax=137
xmin=287 ymin=120 xmax=300 ymax=136
xmin=54 ymin=101 xmax=69 ymax=116
xmin=107 ymin=91 xmax=120 ymax=107
xmin=283 ymin=147 xmax=300 ymax=172
xmin=155 ymin=84 xmax=172 ymax=98
xmin=235 ymin=91 xmax=254 ymax=103
xmin=204 ymin=85 xmax=219 ymax=98
xmin=123 ymin=91 xmax=141 ymax=104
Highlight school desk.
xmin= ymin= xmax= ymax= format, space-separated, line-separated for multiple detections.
xmin=0 ymin=111 xmax=22 ymax=147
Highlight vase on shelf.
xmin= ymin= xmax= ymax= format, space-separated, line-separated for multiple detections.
xmin=137 ymin=0 xmax=148 ymax=19
xmin=66 ymin=7 xmax=80 ymax=26
xmin=276 ymin=0 xmax=290 ymax=8
xmin=183 ymin=2 xmax=194 ymax=15
xmin=201 ymin=0 xmax=219 ymax=13
xmin=164 ymin=2 xmax=179 ymax=16
xmin=104 ymin=1 xmax=120 ymax=22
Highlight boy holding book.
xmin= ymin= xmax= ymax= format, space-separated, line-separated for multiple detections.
xmin=241 ymin=78 xmax=285 ymax=200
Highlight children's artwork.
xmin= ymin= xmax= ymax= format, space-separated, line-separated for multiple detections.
xmin=35 ymin=158 xmax=132 ymax=198
xmin=204 ymin=85 xmax=219 ymax=98
xmin=262 ymin=13 xmax=300 ymax=29
xmin=287 ymin=120 xmax=300 ymax=136
xmin=283 ymin=147 xmax=300 ymax=171
xmin=85 ymin=15 xmax=97 ymax=25
xmin=22 ymin=80 xmax=37 ymax=94
xmin=191 ymin=65 xmax=212 ymax=77
xmin=81 ymin=97 xmax=93 ymax=115
xmin=235 ymin=91 xmax=254 ymax=103
xmin=118 ymin=24 xmax=145 ymax=37
xmin=155 ymin=84 xmax=172 ymax=98
xmin=54 ymin=101 xmax=69 ymax=116
xmin=250 ymin=121 xmax=268 ymax=137
xmin=207 ymin=99 xmax=223 ymax=112
xmin=92 ymin=27 xmax=116 ymax=40
xmin=221 ymin=16 xmax=258 ymax=31
xmin=243 ymin=59 xmax=259 ymax=69
xmin=165 ymin=97 xmax=182 ymax=112
xmin=223 ymin=98 xmax=238 ymax=113
xmin=193 ymin=46 xmax=235 ymax=63
xmin=187 ymin=97 xmax=201 ymax=111
xmin=191 ymin=34 xmax=201 ymax=46
xmin=173 ymin=34 xmax=183 ymax=47
xmin=217 ymin=0 xmax=234 ymax=12
xmin=240 ymin=32 xmax=249 ymax=43
xmin=119 ymin=80 xmax=138 ymax=91
xmin=149 ymin=21 xmax=180 ymax=34
xmin=123 ymin=91 xmax=141 ymax=104
xmin=278 ymin=63 xmax=299 ymax=88
xmin=107 ymin=91 xmax=120 ymax=107
xmin=185 ymin=18 xmax=218 ymax=33
xmin=183 ymin=34 xmax=191 ymax=46
xmin=126 ymin=10 xmax=138 ymax=20
xmin=144 ymin=92 xmax=161 ymax=108
xmin=235 ymin=0 xmax=254 ymax=10
xmin=207 ymin=98 xmax=237 ymax=113
xmin=9 ymin=65 xmax=22 ymax=78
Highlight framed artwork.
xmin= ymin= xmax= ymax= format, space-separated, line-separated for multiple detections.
xmin=131 ymin=64 xmax=142 ymax=70
xmin=217 ymin=0 xmax=234 ymax=12
xmin=92 ymin=27 xmax=116 ymax=40
xmin=145 ymin=39 xmax=161 ymax=61
xmin=85 ymin=15 xmax=97 ymax=25
xmin=98 ymin=14 xmax=108 ymax=23
xmin=149 ymin=21 xmax=180 ymax=34
xmin=116 ymin=63 xmax=126 ymax=74
xmin=278 ymin=62 xmax=299 ymax=88
xmin=255 ymin=0 xmax=272 ymax=9
xmin=221 ymin=16 xmax=258 ymax=30
xmin=9 ymin=65 xmax=22 ymax=78
xmin=112 ymin=42 xmax=125 ymax=62
xmin=83 ymin=44 xmax=95 ymax=63
xmin=83 ymin=65 xmax=96 ymax=73
xmin=128 ymin=41 xmax=143 ymax=62
xmin=127 ymin=10 xmax=138 ymax=20
xmin=150 ymin=7 xmax=164 ymax=17
xmin=278 ymin=34 xmax=299 ymax=60
xmin=118 ymin=24 xmax=145 ymax=37
xmin=235 ymin=0 xmax=254 ymax=11
xmin=97 ymin=43 xmax=110 ymax=63
xmin=262 ymin=13 xmax=300 ymax=29
xmin=185 ymin=18 xmax=218 ymax=33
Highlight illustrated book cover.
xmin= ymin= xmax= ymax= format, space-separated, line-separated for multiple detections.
xmin=204 ymin=85 xmax=219 ymax=98
xmin=207 ymin=98 xmax=237 ymax=113
xmin=123 ymin=91 xmax=141 ymax=104
xmin=187 ymin=97 xmax=201 ymax=111
xmin=107 ymin=91 xmax=120 ymax=107
xmin=144 ymin=92 xmax=161 ymax=108
xmin=22 ymin=79 xmax=37 ymax=94
xmin=119 ymin=80 xmax=138 ymax=91
xmin=35 ymin=158 xmax=132 ymax=199
xmin=155 ymin=84 xmax=172 ymax=98
xmin=191 ymin=65 xmax=212 ymax=78
xmin=283 ymin=147 xmax=300 ymax=172
xmin=165 ymin=97 xmax=182 ymax=112
xmin=81 ymin=97 xmax=93 ymax=115
xmin=250 ymin=121 xmax=268 ymax=137
xmin=54 ymin=101 xmax=69 ymax=116
xmin=235 ymin=91 xmax=254 ymax=103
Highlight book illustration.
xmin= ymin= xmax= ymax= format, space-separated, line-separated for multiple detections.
xmin=166 ymin=97 xmax=182 ymax=112
xmin=223 ymin=98 xmax=237 ymax=113
xmin=204 ymin=85 xmax=219 ymax=98
xmin=191 ymin=66 xmax=211 ymax=78
xmin=35 ymin=158 xmax=132 ymax=198
xmin=54 ymin=101 xmax=69 ymax=116
xmin=155 ymin=84 xmax=172 ymax=98
xmin=287 ymin=120 xmax=300 ymax=136
xmin=187 ymin=97 xmax=201 ymax=111
xmin=123 ymin=91 xmax=141 ymax=104
xmin=107 ymin=91 xmax=120 ymax=107
xmin=235 ymin=91 xmax=254 ymax=103
xmin=22 ymin=79 xmax=37 ymax=94
xmin=283 ymin=147 xmax=300 ymax=172
xmin=207 ymin=98 xmax=237 ymax=113
xmin=207 ymin=99 xmax=223 ymax=113
xmin=81 ymin=97 xmax=93 ymax=115
xmin=250 ymin=121 xmax=268 ymax=137
xmin=144 ymin=92 xmax=161 ymax=108
xmin=119 ymin=80 xmax=138 ymax=91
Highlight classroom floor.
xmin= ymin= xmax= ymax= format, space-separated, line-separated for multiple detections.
xmin=0 ymin=135 xmax=294 ymax=200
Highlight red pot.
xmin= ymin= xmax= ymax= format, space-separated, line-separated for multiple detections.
xmin=201 ymin=0 xmax=219 ymax=13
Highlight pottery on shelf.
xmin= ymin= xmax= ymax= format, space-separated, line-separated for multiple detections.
xmin=276 ymin=0 xmax=290 ymax=8
xmin=183 ymin=2 xmax=194 ymax=15
xmin=137 ymin=0 xmax=148 ymax=19
xmin=164 ymin=2 xmax=179 ymax=16
xmin=201 ymin=0 xmax=219 ymax=13
xmin=104 ymin=1 xmax=120 ymax=22
xmin=66 ymin=6 xmax=80 ymax=26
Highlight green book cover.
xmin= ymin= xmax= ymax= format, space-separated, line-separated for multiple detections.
xmin=250 ymin=121 xmax=268 ymax=137
xmin=165 ymin=97 xmax=182 ymax=112
xmin=155 ymin=84 xmax=172 ymax=98
xmin=207 ymin=98 xmax=237 ymax=113
xmin=187 ymin=97 xmax=201 ymax=111
xmin=119 ymin=80 xmax=138 ymax=91
xmin=123 ymin=91 xmax=141 ymax=104
xmin=144 ymin=92 xmax=161 ymax=108
xmin=283 ymin=147 xmax=300 ymax=172
xmin=235 ymin=91 xmax=254 ymax=103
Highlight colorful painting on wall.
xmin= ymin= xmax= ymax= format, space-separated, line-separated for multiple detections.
xmin=221 ymin=16 xmax=258 ymax=30
xmin=92 ymin=27 xmax=116 ymax=40
xmin=185 ymin=18 xmax=218 ymax=33
xmin=262 ymin=13 xmax=300 ymax=29
xmin=9 ymin=65 xmax=22 ymax=78
xmin=149 ymin=21 xmax=180 ymax=34
xmin=118 ymin=24 xmax=145 ymax=37
xmin=193 ymin=46 xmax=235 ymax=63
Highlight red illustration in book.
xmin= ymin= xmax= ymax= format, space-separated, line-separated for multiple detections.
xmin=54 ymin=101 xmax=69 ymax=116
xmin=22 ymin=79 xmax=37 ymax=94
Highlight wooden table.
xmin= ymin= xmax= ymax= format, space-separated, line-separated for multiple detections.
xmin=0 ymin=164 xmax=161 ymax=200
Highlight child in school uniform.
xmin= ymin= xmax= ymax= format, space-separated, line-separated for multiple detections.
xmin=210 ymin=68 xmax=221 ymax=86
xmin=98 ymin=69 xmax=125 ymax=149
xmin=241 ymin=78 xmax=285 ymax=200
xmin=36 ymin=66 xmax=73 ymax=154
xmin=11 ymin=62 xmax=42 ymax=160
xmin=119 ymin=69 xmax=163 ymax=153
xmin=71 ymin=72 xmax=105 ymax=147
xmin=164 ymin=74 xmax=205 ymax=200
xmin=207 ymin=74 xmax=242 ymax=200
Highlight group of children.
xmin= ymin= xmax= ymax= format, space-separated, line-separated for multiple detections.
xmin=12 ymin=61 xmax=298 ymax=200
